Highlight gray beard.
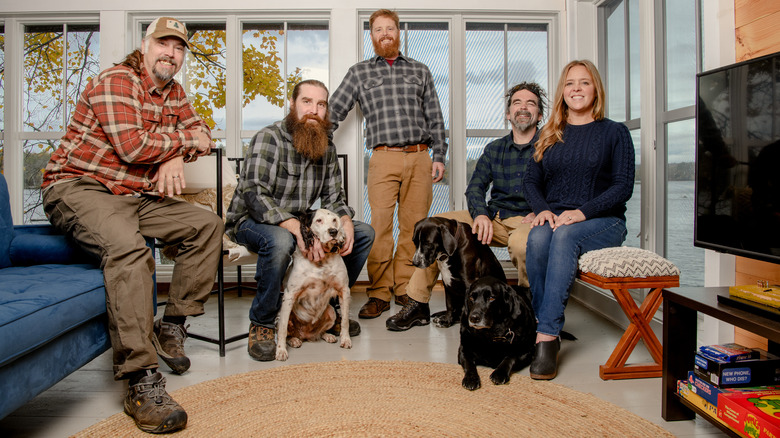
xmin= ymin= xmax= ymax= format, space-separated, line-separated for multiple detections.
xmin=152 ymin=58 xmax=177 ymax=84
xmin=511 ymin=112 xmax=536 ymax=133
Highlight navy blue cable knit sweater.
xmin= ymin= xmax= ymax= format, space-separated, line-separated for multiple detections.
xmin=523 ymin=119 xmax=635 ymax=221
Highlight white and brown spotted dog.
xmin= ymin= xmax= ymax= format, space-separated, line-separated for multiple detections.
xmin=275 ymin=209 xmax=351 ymax=361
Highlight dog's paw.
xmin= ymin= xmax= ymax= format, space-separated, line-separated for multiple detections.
xmin=275 ymin=347 xmax=289 ymax=361
xmin=340 ymin=335 xmax=352 ymax=349
xmin=489 ymin=369 xmax=511 ymax=386
xmin=322 ymin=333 xmax=337 ymax=343
xmin=287 ymin=337 xmax=303 ymax=348
xmin=432 ymin=312 xmax=456 ymax=328
xmin=462 ymin=373 xmax=481 ymax=391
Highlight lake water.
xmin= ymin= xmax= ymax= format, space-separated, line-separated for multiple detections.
xmin=625 ymin=180 xmax=704 ymax=287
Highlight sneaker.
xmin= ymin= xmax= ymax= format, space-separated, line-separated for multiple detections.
xmin=152 ymin=319 xmax=190 ymax=374
xmin=386 ymin=298 xmax=431 ymax=331
xmin=248 ymin=323 xmax=276 ymax=361
xmin=124 ymin=371 xmax=187 ymax=434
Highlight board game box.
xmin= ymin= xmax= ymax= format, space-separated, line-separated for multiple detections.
xmin=700 ymin=343 xmax=760 ymax=362
xmin=695 ymin=349 xmax=780 ymax=388
xmin=717 ymin=389 xmax=780 ymax=437
xmin=688 ymin=371 xmax=779 ymax=407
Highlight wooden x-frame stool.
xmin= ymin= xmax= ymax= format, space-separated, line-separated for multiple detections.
xmin=577 ymin=247 xmax=680 ymax=380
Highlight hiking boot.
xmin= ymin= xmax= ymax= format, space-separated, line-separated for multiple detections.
xmin=327 ymin=318 xmax=361 ymax=337
xmin=394 ymin=294 xmax=409 ymax=306
xmin=152 ymin=319 xmax=190 ymax=374
xmin=358 ymin=297 xmax=390 ymax=319
xmin=386 ymin=298 xmax=430 ymax=331
xmin=124 ymin=371 xmax=187 ymax=434
xmin=248 ymin=323 xmax=276 ymax=361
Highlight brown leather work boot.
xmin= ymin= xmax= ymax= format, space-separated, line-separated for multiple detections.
xmin=124 ymin=371 xmax=187 ymax=434
xmin=358 ymin=297 xmax=390 ymax=319
xmin=152 ymin=319 xmax=190 ymax=374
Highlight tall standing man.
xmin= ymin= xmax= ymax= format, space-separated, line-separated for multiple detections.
xmin=41 ymin=17 xmax=223 ymax=434
xmin=226 ymin=79 xmax=375 ymax=362
xmin=329 ymin=8 xmax=448 ymax=319
xmin=387 ymin=82 xmax=545 ymax=330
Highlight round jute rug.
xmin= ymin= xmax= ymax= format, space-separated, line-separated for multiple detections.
xmin=73 ymin=360 xmax=672 ymax=437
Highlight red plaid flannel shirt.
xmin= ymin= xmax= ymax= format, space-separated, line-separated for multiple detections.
xmin=42 ymin=64 xmax=210 ymax=195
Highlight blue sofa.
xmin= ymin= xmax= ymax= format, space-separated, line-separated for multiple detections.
xmin=0 ymin=174 xmax=153 ymax=419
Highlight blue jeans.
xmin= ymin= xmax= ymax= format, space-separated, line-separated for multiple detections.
xmin=235 ymin=218 xmax=375 ymax=328
xmin=526 ymin=217 xmax=627 ymax=337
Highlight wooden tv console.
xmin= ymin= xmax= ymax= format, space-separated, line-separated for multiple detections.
xmin=661 ymin=286 xmax=780 ymax=436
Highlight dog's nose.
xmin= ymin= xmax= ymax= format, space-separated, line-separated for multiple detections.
xmin=329 ymin=228 xmax=338 ymax=237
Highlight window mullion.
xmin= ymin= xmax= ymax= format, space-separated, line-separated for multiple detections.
xmin=61 ymin=24 xmax=69 ymax=131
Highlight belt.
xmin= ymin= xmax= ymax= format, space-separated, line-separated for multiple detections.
xmin=373 ymin=143 xmax=428 ymax=153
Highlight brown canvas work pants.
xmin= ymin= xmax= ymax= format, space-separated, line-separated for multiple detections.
xmin=43 ymin=177 xmax=223 ymax=379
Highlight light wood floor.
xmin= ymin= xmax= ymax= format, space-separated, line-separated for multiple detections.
xmin=0 ymin=286 xmax=727 ymax=437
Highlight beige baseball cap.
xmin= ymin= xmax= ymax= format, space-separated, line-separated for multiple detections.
xmin=145 ymin=17 xmax=190 ymax=49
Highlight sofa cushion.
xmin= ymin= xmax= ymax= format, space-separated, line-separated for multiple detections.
xmin=579 ymin=246 xmax=681 ymax=278
xmin=9 ymin=233 xmax=95 ymax=266
xmin=0 ymin=264 xmax=107 ymax=367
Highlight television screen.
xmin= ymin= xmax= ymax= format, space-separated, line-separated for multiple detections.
xmin=695 ymin=51 xmax=780 ymax=264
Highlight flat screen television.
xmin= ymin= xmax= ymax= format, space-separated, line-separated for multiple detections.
xmin=695 ymin=50 xmax=780 ymax=264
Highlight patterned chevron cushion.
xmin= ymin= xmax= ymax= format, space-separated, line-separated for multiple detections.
xmin=579 ymin=247 xmax=680 ymax=278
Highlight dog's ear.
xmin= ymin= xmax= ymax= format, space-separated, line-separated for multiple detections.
xmin=298 ymin=210 xmax=316 ymax=250
xmin=503 ymin=283 xmax=525 ymax=320
xmin=412 ymin=220 xmax=424 ymax=247
xmin=440 ymin=222 xmax=458 ymax=256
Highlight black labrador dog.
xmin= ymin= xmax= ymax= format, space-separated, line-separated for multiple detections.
xmin=458 ymin=276 xmax=536 ymax=391
xmin=411 ymin=217 xmax=506 ymax=328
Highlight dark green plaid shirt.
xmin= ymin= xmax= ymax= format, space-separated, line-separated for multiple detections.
xmin=466 ymin=132 xmax=536 ymax=220
xmin=225 ymin=120 xmax=352 ymax=237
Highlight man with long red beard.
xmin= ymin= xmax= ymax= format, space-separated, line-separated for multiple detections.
xmin=42 ymin=17 xmax=223 ymax=433
xmin=329 ymin=9 xmax=448 ymax=320
xmin=226 ymin=79 xmax=375 ymax=362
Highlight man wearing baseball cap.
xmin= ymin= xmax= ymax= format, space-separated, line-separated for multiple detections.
xmin=42 ymin=16 xmax=220 ymax=434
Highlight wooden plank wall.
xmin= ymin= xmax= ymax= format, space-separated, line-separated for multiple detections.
xmin=735 ymin=0 xmax=780 ymax=61
xmin=733 ymin=0 xmax=780 ymax=348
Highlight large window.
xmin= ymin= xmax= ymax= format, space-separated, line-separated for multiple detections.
xmin=662 ymin=0 xmax=703 ymax=286
xmin=360 ymin=20 xmax=451 ymax=241
xmin=601 ymin=0 xmax=641 ymax=250
xmin=465 ymin=22 xmax=548 ymax=260
xmin=358 ymin=17 xmax=551 ymax=260
xmin=242 ymin=22 xmax=329 ymax=135
xmin=22 ymin=23 xmax=100 ymax=223
xmin=600 ymin=0 xmax=703 ymax=286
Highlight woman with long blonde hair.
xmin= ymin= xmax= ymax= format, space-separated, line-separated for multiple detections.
xmin=523 ymin=60 xmax=635 ymax=380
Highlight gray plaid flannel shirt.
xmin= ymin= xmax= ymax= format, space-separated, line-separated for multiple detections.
xmin=329 ymin=54 xmax=448 ymax=163
xmin=466 ymin=132 xmax=537 ymax=220
xmin=225 ymin=120 xmax=353 ymax=238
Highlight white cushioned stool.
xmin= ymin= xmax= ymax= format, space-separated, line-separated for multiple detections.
xmin=578 ymin=247 xmax=680 ymax=380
